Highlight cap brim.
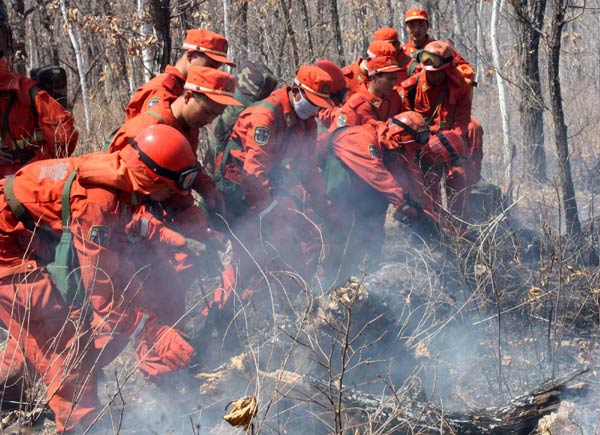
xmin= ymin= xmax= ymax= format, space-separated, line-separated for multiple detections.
xmin=204 ymin=52 xmax=237 ymax=67
xmin=304 ymin=92 xmax=333 ymax=109
xmin=205 ymin=92 xmax=244 ymax=106
xmin=405 ymin=16 xmax=428 ymax=23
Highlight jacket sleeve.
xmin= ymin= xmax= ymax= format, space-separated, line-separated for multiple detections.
xmin=333 ymin=138 xmax=407 ymax=208
xmin=35 ymin=90 xmax=78 ymax=157
xmin=239 ymin=111 xmax=277 ymax=211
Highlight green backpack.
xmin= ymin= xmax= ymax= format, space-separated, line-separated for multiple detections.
xmin=208 ymin=60 xmax=278 ymax=159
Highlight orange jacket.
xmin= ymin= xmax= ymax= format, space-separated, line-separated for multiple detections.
xmin=223 ymin=86 xmax=330 ymax=213
xmin=329 ymin=123 xmax=414 ymax=209
xmin=333 ymin=87 xmax=401 ymax=128
xmin=124 ymin=65 xmax=185 ymax=121
xmin=342 ymin=58 xmax=369 ymax=97
xmin=399 ymin=68 xmax=472 ymax=138
xmin=0 ymin=70 xmax=78 ymax=177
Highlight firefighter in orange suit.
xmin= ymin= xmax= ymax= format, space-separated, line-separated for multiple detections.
xmin=314 ymin=58 xmax=349 ymax=128
xmin=402 ymin=9 xmax=475 ymax=82
xmin=124 ymin=29 xmax=235 ymax=120
xmin=0 ymin=52 xmax=78 ymax=177
xmin=108 ymin=66 xmax=241 ymax=209
xmin=106 ymin=67 xmax=241 ymax=380
xmin=0 ymin=125 xmax=198 ymax=433
xmin=207 ymin=65 xmax=342 ymax=313
xmin=333 ymin=56 xmax=402 ymax=128
xmin=323 ymin=111 xmax=433 ymax=274
xmin=421 ymin=129 xmax=471 ymax=227
xmin=399 ymin=41 xmax=472 ymax=139
xmin=342 ymin=40 xmax=397 ymax=96
xmin=373 ymin=26 xmax=412 ymax=81
xmin=400 ymin=41 xmax=483 ymax=185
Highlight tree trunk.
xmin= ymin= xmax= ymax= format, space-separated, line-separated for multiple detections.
xmin=329 ymin=0 xmax=345 ymax=64
xmin=149 ymin=0 xmax=171 ymax=73
xmin=491 ymin=0 xmax=514 ymax=201
xmin=547 ymin=0 xmax=581 ymax=236
xmin=139 ymin=0 xmax=153 ymax=81
xmin=0 ymin=0 xmax=13 ymax=58
xmin=475 ymin=0 xmax=484 ymax=84
xmin=59 ymin=0 xmax=91 ymax=133
xmin=7 ymin=0 xmax=25 ymax=74
xmin=451 ymin=0 xmax=466 ymax=54
xmin=298 ymin=0 xmax=314 ymax=61
xmin=278 ymin=0 xmax=299 ymax=69
xmin=511 ymin=0 xmax=547 ymax=182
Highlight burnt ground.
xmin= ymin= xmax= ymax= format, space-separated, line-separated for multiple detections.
xmin=2 ymin=196 xmax=600 ymax=434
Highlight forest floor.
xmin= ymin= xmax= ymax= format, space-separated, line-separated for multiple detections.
xmin=1 ymin=185 xmax=600 ymax=434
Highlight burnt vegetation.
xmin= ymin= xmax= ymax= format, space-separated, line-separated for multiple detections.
xmin=2 ymin=0 xmax=600 ymax=434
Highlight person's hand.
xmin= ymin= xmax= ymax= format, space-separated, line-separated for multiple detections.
xmin=141 ymin=320 xmax=194 ymax=371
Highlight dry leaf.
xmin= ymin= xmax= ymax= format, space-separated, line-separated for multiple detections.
xmin=415 ymin=341 xmax=430 ymax=358
xmin=224 ymin=396 xmax=258 ymax=430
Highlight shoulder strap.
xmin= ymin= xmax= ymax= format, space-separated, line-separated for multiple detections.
xmin=436 ymin=132 xmax=462 ymax=167
xmin=146 ymin=110 xmax=164 ymax=123
xmin=4 ymin=175 xmax=35 ymax=230
xmin=60 ymin=170 xmax=78 ymax=227
xmin=47 ymin=169 xmax=83 ymax=306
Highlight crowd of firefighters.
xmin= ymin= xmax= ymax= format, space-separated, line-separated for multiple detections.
xmin=0 ymin=8 xmax=483 ymax=434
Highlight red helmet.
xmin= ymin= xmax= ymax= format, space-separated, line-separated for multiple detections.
xmin=313 ymin=59 xmax=346 ymax=94
xmin=132 ymin=124 xmax=201 ymax=192
xmin=422 ymin=130 xmax=468 ymax=168
xmin=417 ymin=41 xmax=454 ymax=71
xmin=387 ymin=111 xmax=430 ymax=147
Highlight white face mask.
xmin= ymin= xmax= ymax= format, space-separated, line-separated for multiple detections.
xmin=293 ymin=90 xmax=320 ymax=120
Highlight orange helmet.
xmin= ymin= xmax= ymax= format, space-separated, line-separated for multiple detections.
xmin=313 ymin=59 xmax=346 ymax=94
xmin=417 ymin=41 xmax=454 ymax=71
xmin=388 ymin=111 xmax=430 ymax=147
xmin=132 ymin=124 xmax=201 ymax=192
xmin=422 ymin=130 xmax=468 ymax=168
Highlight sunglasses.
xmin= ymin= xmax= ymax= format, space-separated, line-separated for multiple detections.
xmin=131 ymin=140 xmax=202 ymax=191
xmin=390 ymin=118 xmax=431 ymax=144
xmin=417 ymin=50 xmax=453 ymax=68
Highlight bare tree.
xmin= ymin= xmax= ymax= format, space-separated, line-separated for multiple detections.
xmin=510 ymin=0 xmax=547 ymax=182
xmin=0 ymin=0 xmax=13 ymax=57
xmin=547 ymin=0 xmax=581 ymax=236
xmin=6 ymin=0 xmax=26 ymax=73
xmin=278 ymin=0 xmax=299 ymax=69
xmin=491 ymin=0 xmax=514 ymax=200
xmin=329 ymin=0 xmax=345 ymax=63
xmin=59 ymin=0 xmax=91 ymax=133
xmin=148 ymin=0 xmax=171 ymax=72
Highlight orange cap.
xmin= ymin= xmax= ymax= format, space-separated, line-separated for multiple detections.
xmin=184 ymin=66 xmax=242 ymax=106
xmin=293 ymin=65 xmax=334 ymax=109
xmin=313 ymin=59 xmax=346 ymax=94
xmin=367 ymin=56 xmax=401 ymax=77
xmin=373 ymin=27 xmax=399 ymax=43
xmin=367 ymin=40 xmax=397 ymax=59
xmin=181 ymin=29 xmax=236 ymax=67
xmin=405 ymin=8 xmax=429 ymax=23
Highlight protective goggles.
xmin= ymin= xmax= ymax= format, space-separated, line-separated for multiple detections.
xmin=131 ymin=141 xmax=201 ymax=191
xmin=390 ymin=118 xmax=431 ymax=144
xmin=417 ymin=50 xmax=453 ymax=68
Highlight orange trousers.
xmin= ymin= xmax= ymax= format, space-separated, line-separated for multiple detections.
xmin=0 ymin=268 xmax=100 ymax=434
